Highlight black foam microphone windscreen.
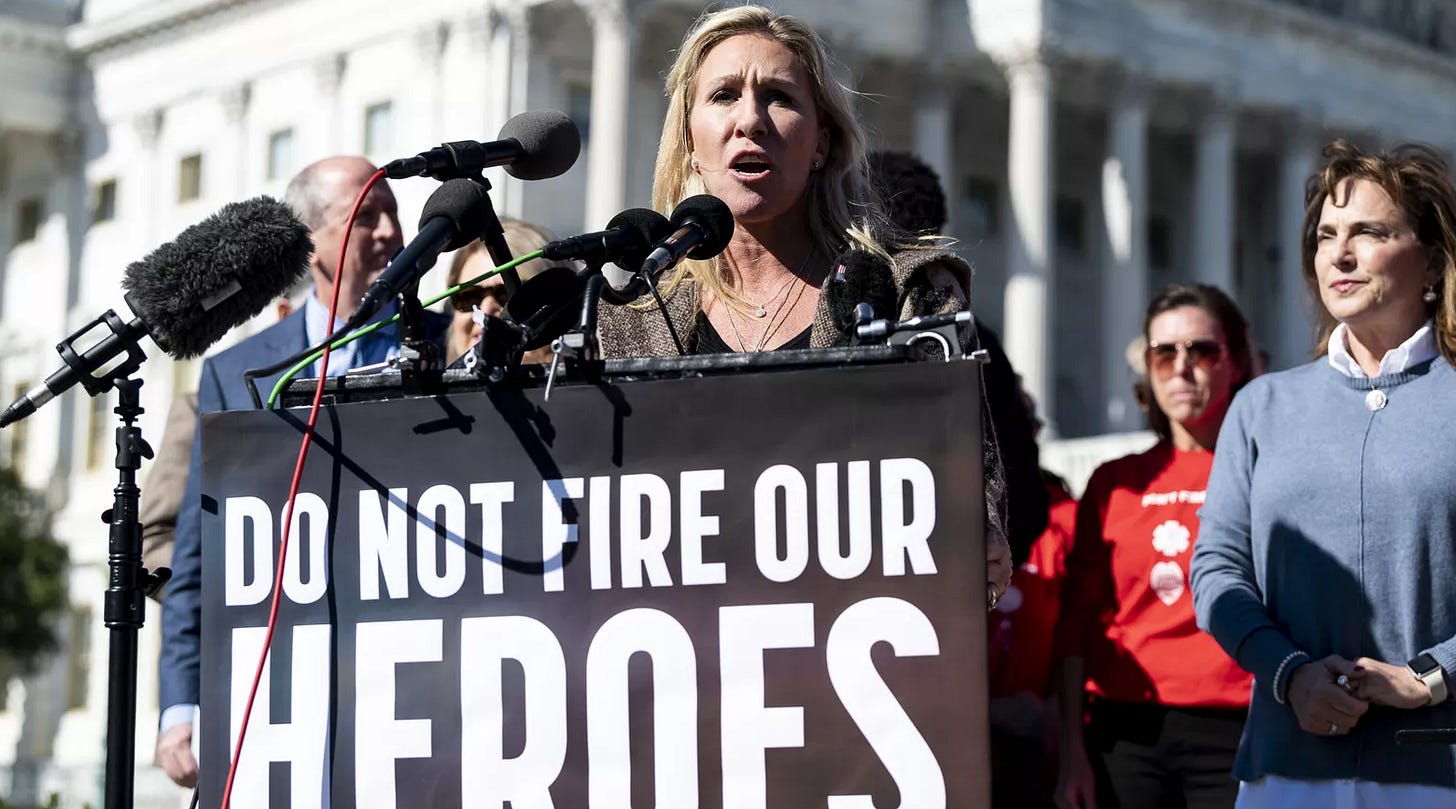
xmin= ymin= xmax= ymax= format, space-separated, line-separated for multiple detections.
xmin=500 ymin=109 xmax=582 ymax=181
xmin=638 ymin=195 xmax=735 ymax=279
xmin=825 ymin=249 xmax=898 ymax=343
xmin=123 ymin=196 xmax=313 ymax=358
xmin=602 ymin=208 xmax=675 ymax=273
xmin=419 ymin=178 xmax=495 ymax=252
xmin=674 ymin=194 xmax=735 ymax=260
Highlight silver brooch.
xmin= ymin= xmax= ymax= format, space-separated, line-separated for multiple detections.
xmin=1365 ymin=389 xmax=1388 ymax=412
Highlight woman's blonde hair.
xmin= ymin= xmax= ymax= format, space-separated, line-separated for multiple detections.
xmin=652 ymin=5 xmax=887 ymax=305
xmin=1300 ymin=139 xmax=1456 ymax=366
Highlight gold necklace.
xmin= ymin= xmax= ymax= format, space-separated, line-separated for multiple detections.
xmin=741 ymin=249 xmax=816 ymax=318
xmin=757 ymin=274 xmax=811 ymax=349
xmin=725 ymin=268 xmax=812 ymax=352
xmin=751 ymin=273 xmax=798 ymax=318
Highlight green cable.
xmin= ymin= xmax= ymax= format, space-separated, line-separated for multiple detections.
xmin=265 ymin=249 xmax=543 ymax=409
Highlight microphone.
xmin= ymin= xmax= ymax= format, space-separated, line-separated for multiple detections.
xmin=539 ymin=208 xmax=673 ymax=272
xmin=824 ymin=249 xmax=898 ymax=345
xmin=0 ymin=197 xmax=311 ymax=428
xmin=383 ymin=110 xmax=581 ymax=182
xmin=499 ymin=209 xmax=677 ymax=349
xmin=348 ymin=178 xmax=493 ymax=329
xmin=638 ymin=195 xmax=735 ymax=279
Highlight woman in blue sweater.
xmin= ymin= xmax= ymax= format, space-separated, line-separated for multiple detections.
xmin=1191 ymin=140 xmax=1456 ymax=807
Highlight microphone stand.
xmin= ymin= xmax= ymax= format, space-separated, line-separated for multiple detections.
xmin=103 ymin=376 xmax=170 ymax=809
xmin=394 ymin=281 xmax=444 ymax=393
xmin=543 ymin=269 xmax=615 ymax=399
xmin=462 ymin=174 xmax=520 ymax=296
xmin=29 ymin=308 xmax=168 ymax=809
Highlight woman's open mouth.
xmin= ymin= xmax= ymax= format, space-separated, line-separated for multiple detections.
xmin=729 ymin=157 xmax=772 ymax=180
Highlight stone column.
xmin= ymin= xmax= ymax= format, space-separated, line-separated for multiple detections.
xmin=584 ymin=0 xmax=635 ymax=231
xmin=1001 ymin=56 xmax=1055 ymax=416
xmin=1192 ymin=87 xmax=1237 ymax=292
xmin=1275 ymin=110 xmax=1321 ymax=369
xmin=219 ymin=83 xmax=251 ymax=198
xmin=314 ymin=54 xmax=346 ymax=153
xmin=1100 ymin=73 xmax=1149 ymax=433
xmin=49 ymin=129 xmax=86 ymax=491
xmin=914 ymin=71 xmax=956 ymax=227
xmin=473 ymin=6 xmax=531 ymax=217
xmin=131 ymin=109 xmax=163 ymax=248
xmin=414 ymin=22 xmax=449 ymax=144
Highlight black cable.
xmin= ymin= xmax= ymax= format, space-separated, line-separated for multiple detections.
xmin=640 ymin=271 xmax=685 ymax=356
xmin=241 ymin=323 xmax=353 ymax=409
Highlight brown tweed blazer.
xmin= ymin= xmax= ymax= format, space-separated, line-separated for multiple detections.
xmin=596 ymin=247 xmax=974 ymax=358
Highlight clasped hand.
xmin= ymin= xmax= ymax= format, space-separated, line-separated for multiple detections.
xmin=1288 ymin=655 xmax=1431 ymax=736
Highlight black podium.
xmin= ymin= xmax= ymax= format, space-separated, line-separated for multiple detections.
xmin=197 ymin=352 xmax=989 ymax=808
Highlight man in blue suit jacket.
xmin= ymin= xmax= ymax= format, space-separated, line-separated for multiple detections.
xmin=155 ymin=156 xmax=449 ymax=787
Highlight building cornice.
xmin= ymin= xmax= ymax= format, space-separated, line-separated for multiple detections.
xmin=1198 ymin=0 xmax=1456 ymax=82
xmin=67 ymin=0 xmax=259 ymax=55
xmin=0 ymin=15 xmax=71 ymax=57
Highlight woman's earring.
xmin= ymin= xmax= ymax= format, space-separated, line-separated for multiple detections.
xmin=1424 ymin=285 xmax=1439 ymax=304
xmin=690 ymin=158 xmax=700 ymax=170
xmin=812 ymin=159 xmax=824 ymax=170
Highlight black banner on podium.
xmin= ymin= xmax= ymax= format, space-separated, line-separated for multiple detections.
xmin=199 ymin=359 xmax=987 ymax=809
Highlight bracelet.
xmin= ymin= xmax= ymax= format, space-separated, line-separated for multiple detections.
xmin=1273 ymin=650 xmax=1311 ymax=705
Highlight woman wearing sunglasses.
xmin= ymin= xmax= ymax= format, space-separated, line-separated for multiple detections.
xmin=1192 ymin=141 xmax=1456 ymax=807
xmin=443 ymin=217 xmax=564 ymax=365
xmin=1056 ymin=283 xmax=1255 ymax=809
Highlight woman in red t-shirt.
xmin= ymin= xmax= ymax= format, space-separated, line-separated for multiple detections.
xmin=1054 ymin=283 xmax=1256 ymax=809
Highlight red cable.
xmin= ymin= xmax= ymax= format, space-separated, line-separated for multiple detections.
xmin=219 ymin=168 xmax=388 ymax=809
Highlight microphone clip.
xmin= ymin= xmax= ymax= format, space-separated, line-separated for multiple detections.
xmin=62 ymin=309 xmax=149 ymax=396
xmin=462 ymin=311 xmax=531 ymax=383
xmin=854 ymin=309 xmax=975 ymax=362
xmin=394 ymin=286 xmax=445 ymax=386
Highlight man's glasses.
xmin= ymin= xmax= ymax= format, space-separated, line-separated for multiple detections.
xmin=450 ymin=284 xmax=508 ymax=314
xmin=1146 ymin=339 xmax=1226 ymax=379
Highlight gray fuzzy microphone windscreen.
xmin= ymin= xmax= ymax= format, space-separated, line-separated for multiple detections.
xmin=499 ymin=109 xmax=582 ymax=181
xmin=122 ymin=196 xmax=312 ymax=358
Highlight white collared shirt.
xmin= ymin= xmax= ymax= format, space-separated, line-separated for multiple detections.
xmin=1326 ymin=320 xmax=1437 ymax=379
xmin=302 ymin=293 xmax=399 ymax=377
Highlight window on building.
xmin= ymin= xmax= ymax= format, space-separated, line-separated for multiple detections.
xmin=8 ymin=382 xmax=29 ymax=477
xmin=91 ymin=180 xmax=118 ymax=225
xmin=959 ymin=177 xmax=999 ymax=241
xmin=364 ymin=102 xmax=393 ymax=156
xmin=16 ymin=197 xmax=43 ymax=243
xmin=65 ymin=606 xmax=91 ymax=711
xmin=178 ymin=154 xmax=203 ymax=203
xmin=1055 ymin=196 xmax=1086 ymax=254
xmin=566 ymin=82 xmax=592 ymax=143
xmin=86 ymin=393 xmax=111 ymax=471
xmin=267 ymin=129 xmax=295 ymax=181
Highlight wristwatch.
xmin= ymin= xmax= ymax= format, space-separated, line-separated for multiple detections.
xmin=1408 ymin=653 xmax=1449 ymax=706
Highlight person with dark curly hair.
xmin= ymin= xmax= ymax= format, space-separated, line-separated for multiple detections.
xmin=868 ymin=149 xmax=949 ymax=235
xmin=867 ymin=148 xmax=1050 ymax=564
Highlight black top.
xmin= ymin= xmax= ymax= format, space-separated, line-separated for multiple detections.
xmin=694 ymin=311 xmax=812 ymax=354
